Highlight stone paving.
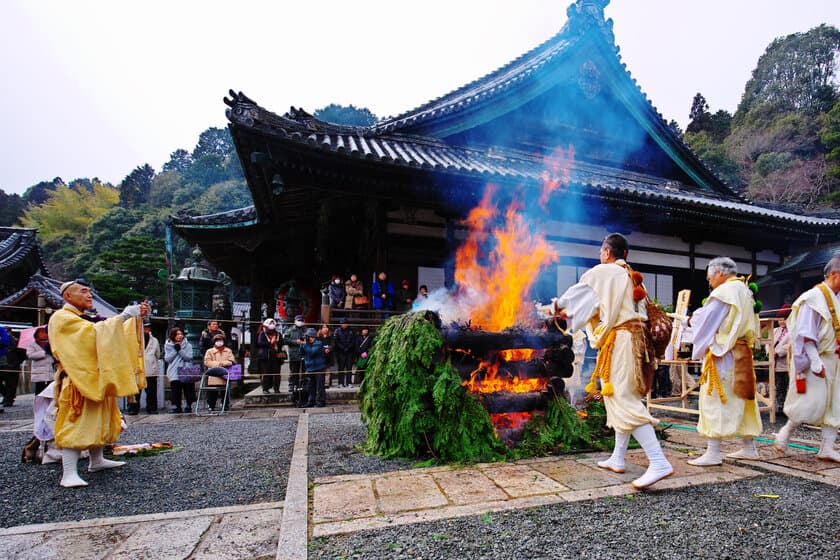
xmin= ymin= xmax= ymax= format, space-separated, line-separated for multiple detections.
xmin=0 ymin=398 xmax=838 ymax=559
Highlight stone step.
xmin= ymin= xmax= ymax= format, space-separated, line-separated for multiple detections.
xmin=244 ymin=384 xmax=359 ymax=407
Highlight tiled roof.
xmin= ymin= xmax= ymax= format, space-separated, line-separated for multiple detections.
xmin=0 ymin=227 xmax=47 ymax=275
xmin=372 ymin=2 xmax=607 ymax=135
xmin=769 ymin=245 xmax=840 ymax=275
xmin=223 ymin=92 xmax=838 ymax=231
xmin=171 ymin=207 xmax=258 ymax=227
xmin=0 ymin=273 xmax=118 ymax=317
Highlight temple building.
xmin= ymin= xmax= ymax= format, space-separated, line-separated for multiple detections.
xmin=172 ymin=0 xmax=840 ymax=319
xmin=0 ymin=227 xmax=48 ymax=302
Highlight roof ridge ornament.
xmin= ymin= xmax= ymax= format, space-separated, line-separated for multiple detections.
xmin=566 ymin=0 xmax=614 ymax=42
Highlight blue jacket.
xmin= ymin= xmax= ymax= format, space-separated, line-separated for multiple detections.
xmin=0 ymin=326 xmax=9 ymax=361
xmin=372 ymin=279 xmax=394 ymax=310
xmin=302 ymin=339 xmax=327 ymax=372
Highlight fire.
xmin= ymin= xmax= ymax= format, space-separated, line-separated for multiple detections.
xmin=490 ymin=411 xmax=540 ymax=432
xmin=463 ymin=358 xmax=548 ymax=394
xmin=451 ymin=146 xmax=573 ymax=331
xmin=497 ymin=348 xmax=537 ymax=361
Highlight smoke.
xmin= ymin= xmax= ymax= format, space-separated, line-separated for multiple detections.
xmin=412 ymin=284 xmax=492 ymax=326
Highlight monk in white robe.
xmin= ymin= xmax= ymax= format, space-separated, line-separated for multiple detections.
xmin=774 ymin=256 xmax=840 ymax=462
xmin=546 ymin=233 xmax=673 ymax=489
xmin=49 ymin=280 xmax=149 ymax=487
xmin=688 ymin=257 xmax=762 ymax=465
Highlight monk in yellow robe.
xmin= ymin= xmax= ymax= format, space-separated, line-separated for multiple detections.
xmin=49 ymin=280 xmax=149 ymax=487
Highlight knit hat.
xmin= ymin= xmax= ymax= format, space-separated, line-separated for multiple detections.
xmin=305 ymin=328 xmax=317 ymax=338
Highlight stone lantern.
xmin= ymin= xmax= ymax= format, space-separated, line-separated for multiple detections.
xmin=172 ymin=247 xmax=228 ymax=360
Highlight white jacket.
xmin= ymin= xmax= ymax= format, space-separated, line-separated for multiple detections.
xmin=144 ymin=335 xmax=161 ymax=380
xmin=26 ymin=341 xmax=55 ymax=383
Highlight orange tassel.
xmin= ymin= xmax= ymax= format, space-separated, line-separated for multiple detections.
xmin=632 ymin=286 xmax=647 ymax=301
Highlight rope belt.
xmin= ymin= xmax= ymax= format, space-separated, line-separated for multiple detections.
xmin=585 ymin=320 xmax=645 ymax=397
xmin=699 ymin=349 xmax=727 ymax=404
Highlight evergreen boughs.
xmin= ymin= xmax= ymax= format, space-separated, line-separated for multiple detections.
xmin=514 ymin=398 xmax=613 ymax=458
xmin=360 ymin=311 xmax=624 ymax=465
xmin=359 ymin=311 xmax=506 ymax=462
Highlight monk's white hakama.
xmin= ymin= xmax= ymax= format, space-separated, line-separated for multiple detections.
xmin=557 ymin=261 xmax=657 ymax=433
xmin=782 ymin=283 xmax=840 ymax=428
xmin=691 ymin=279 xmax=761 ymax=439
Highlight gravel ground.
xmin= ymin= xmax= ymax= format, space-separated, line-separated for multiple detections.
xmin=309 ymin=474 xmax=840 ymax=560
xmin=309 ymin=412 xmax=414 ymax=479
xmin=0 ymin=417 xmax=296 ymax=528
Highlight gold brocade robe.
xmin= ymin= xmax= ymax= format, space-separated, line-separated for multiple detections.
xmin=50 ymin=305 xmax=143 ymax=449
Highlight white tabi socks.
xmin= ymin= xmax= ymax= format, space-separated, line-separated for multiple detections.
xmin=88 ymin=446 xmax=126 ymax=472
xmin=726 ymin=437 xmax=761 ymax=460
xmin=773 ymin=421 xmax=797 ymax=454
xmin=687 ymin=438 xmax=722 ymax=466
xmin=60 ymin=448 xmax=88 ymax=488
xmin=630 ymin=424 xmax=674 ymax=489
xmin=598 ymin=430 xmax=630 ymax=473
xmin=816 ymin=426 xmax=840 ymax=463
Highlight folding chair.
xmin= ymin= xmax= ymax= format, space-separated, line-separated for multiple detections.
xmin=195 ymin=367 xmax=230 ymax=416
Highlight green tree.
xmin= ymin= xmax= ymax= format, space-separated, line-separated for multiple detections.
xmin=686 ymin=93 xmax=712 ymax=134
xmin=22 ymin=177 xmax=65 ymax=205
xmin=727 ymin=112 xmax=830 ymax=205
xmin=192 ymin=127 xmax=234 ymax=160
xmin=119 ymin=164 xmax=155 ymax=208
xmin=735 ymin=24 xmax=840 ymax=123
xmin=88 ymin=235 xmax=166 ymax=307
xmin=20 ymin=180 xmax=118 ymax=243
xmin=821 ymin=98 xmax=840 ymax=183
xmin=708 ymin=110 xmax=733 ymax=144
xmin=313 ymin=104 xmax=378 ymax=126
xmin=162 ymin=149 xmax=193 ymax=173
xmin=0 ymin=189 xmax=27 ymax=226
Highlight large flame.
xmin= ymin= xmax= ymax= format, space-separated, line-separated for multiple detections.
xmin=451 ymin=146 xmax=573 ymax=331
xmin=463 ymin=349 xmax=548 ymax=394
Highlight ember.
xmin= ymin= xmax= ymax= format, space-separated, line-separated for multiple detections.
xmin=490 ymin=411 xmax=540 ymax=443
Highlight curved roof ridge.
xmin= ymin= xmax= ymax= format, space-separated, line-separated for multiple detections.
xmin=372 ymin=0 xmax=615 ymax=133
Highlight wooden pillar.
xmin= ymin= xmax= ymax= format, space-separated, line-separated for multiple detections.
xmin=445 ymin=218 xmax=456 ymax=289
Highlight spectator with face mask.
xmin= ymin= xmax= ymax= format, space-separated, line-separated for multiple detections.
xmin=203 ymin=333 xmax=236 ymax=412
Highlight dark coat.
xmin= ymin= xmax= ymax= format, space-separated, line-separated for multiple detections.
xmin=283 ymin=324 xmax=306 ymax=361
xmin=333 ymin=326 xmax=356 ymax=354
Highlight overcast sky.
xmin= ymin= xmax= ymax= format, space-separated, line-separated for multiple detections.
xmin=2 ymin=0 xmax=839 ymax=195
